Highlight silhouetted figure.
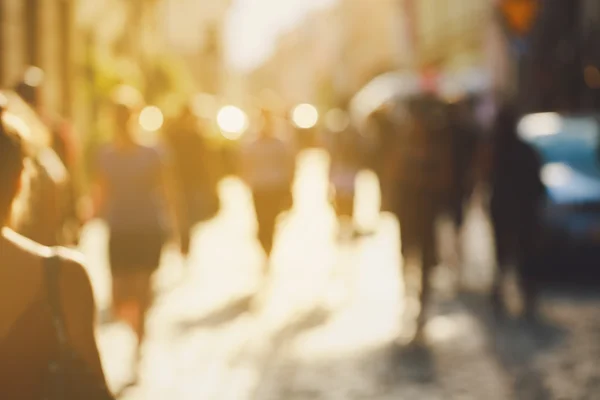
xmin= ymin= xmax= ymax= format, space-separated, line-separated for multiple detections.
xmin=241 ymin=110 xmax=295 ymax=263
xmin=329 ymin=124 xmax=361 ymax=239
xmin=489 ymin=104 xmax=545 ymax=319
xmin=15 ymin=67 xmax=82 ymax=246
xmin=368 ymin=103 xmax=397 ymax=213
xmin=92 ymin=95 xmax=179 ymax=381
xmin=390 ymin=94 xmax=455 ymax=338
xmin=0 ymin=102 xmax=112 ymax=399
xmin=164 ymin=104 xmax=216 ymax=258
xmin=447 ymin=97 xmax=480 ymax=263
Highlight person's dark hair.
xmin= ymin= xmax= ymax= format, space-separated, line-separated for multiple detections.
xmin=494 ymin=103 xmax=519 ymax=138
xmin=111 ymin=100 xmax=137 ymax=143
xmin=14 ymin=66 xmax=45 ymax=108
xmin=0 ymin=107 xmax=25 ymax=223
xmin=15 ymin=82 xmax=37 ymax=108
xmin=113 ymin=101 xmax=134 ymax=122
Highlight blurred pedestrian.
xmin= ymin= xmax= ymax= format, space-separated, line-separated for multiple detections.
xmin=489 ymin=104 xmax=545 ymax=320
xmin=389 ymin=94 xmax=455 ymax=340
xmin=164 ymin=102 xmax=218 ymax=259
xmin=0 ymin=105 xmax=112 ymax=398
xmin=15 ymin=66 xmax=83 ymax=246
xmin=328 ymin=123 xmax=361 ymax=240
xmin=241 ymin=109 xmax=295 ymax=264
xmin=91 ymin=94 xmax=179 ymax=379
xmin=447 ymin=96 xmax=480 ymax=265
xmin=367 ymin=102 xmax=397 ymax=213
xmin=17 ymin=149 xmax=69 ymax=247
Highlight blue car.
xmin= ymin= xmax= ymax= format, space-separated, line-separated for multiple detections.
xmin=518 ymin=113 xmax=600 ymax=280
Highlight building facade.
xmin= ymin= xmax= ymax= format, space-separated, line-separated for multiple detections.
xmin=336 ymin=0 xmax=405 ymax=97
xmin=164 ymin=0 xmax=230 ymax=95
xmin=1 ymin=0 xmax=75 ymax=118
xmin=246 ymin=0 xmax=405 ymax=107
xmin=246 ymin=7 xmax=343 ymax=108
xmin=407 ymin=0 xmax=493 ymax=71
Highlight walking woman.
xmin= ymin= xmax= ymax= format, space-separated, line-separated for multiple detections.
xmin=0 ymin=101 xmax=111 ymax=398
xmin=92 ymin=94 xmax=178 ymax=376
xmin=489 ymin=104 xmax=545 ymax=320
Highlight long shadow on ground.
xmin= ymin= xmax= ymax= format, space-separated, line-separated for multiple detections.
xmin=459 ymin=291 xmax=566 ymax=400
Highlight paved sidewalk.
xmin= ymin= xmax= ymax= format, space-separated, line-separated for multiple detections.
xmin=79 ymin=150 xmax=600 ymax=399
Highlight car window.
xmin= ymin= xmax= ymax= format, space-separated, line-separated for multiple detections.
xmin=525 ymin=116 xmax=600 ymax=175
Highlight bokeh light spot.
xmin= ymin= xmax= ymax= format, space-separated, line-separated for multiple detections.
xmin=217 ymin=105 xmax=249 ymax=140
xmin=139 ymin=106 xmax=164 ymax=132
xmin=292 ymin=103 xmax=319 ymax=129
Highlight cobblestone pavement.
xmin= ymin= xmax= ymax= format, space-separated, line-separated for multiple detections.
xmin=79 ymin=150 xmax=600 ymax=399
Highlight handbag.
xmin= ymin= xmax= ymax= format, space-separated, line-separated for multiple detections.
xmin=44 ymin=255 xmax=115 ymax=400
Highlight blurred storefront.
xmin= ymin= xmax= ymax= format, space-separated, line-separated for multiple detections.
xmin=517 ymin=0 xmax=600 ymax=113
xmin=495 ymin=0 xmax=600 ymax=113
xmin=246 ymin=7 xmax=342 ymax=109
xmin=246 ymin=0 xmax=405 ymax=109
xmin=405 ymin=0 xmax=492 ymax=73
xmin=336 ymin=0 xmax=405 ymax=98
xmin=164 ymin=0 xmax=230 ymax=96
xmin=579 ymin=0 xmax=600 ymax=110
xmin=74 ymin=0 xmax=200 ymax=141
xmin=523 ymin=0 xmax=581 ymax=112
xmin=0 ymin=0 xmax=75 ymax=118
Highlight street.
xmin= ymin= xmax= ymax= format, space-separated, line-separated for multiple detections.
xmin=80 ymin=149 xmax=600 ymax=399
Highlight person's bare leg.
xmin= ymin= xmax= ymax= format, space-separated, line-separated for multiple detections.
xmin=121 ymin=270 xmax=154 ymax=386
xmin=180 ymin=228 xmax=191 ymax=259
xmin=133 ymin=272 xmax=153 ymax=348
xmin=112 ymin=272 xmax=134 ymax=322
xmin=111 ymin=271 xmax=145 ymax=387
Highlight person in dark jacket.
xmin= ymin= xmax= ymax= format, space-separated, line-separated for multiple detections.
xmin=368 ymin=102 xmax=397 ymax=213
xmin=489 ymin=104 xmax=546 ymax=320
xmin=390 ymin=94 xmax=456 ymax=339
xmin=447 ymin=96 xmax=480 ymax=264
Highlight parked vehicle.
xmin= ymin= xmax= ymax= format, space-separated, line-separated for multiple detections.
xmin=518 ymin=112 xmax=600 ymax=282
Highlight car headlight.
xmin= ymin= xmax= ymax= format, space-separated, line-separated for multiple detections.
xmin=541 ymin=163 xmax=572 ymax=188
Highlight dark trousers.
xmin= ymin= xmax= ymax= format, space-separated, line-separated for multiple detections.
xmin=491 ymin=209 xmax=540 ymax=313
xmin=252 ymin=187 xmax=291 ymax=256
xmin=177 ymin=190 xmax=199 ymax=256
xmin=395 ymin=189 xmax=444 ymax=324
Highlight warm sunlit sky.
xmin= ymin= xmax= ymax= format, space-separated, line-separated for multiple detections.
xmin=224 ymin=0 xmax=339 ymax=72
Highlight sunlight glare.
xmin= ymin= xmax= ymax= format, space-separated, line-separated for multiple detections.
xmin=292 ymin=103 xmax=319 ymax=129
xmin=217 ymin=105 xmax=249 ymax=140
xmin=541 ymin=163 xmax=572 ymax=188
xmin=139 ymin=106 xmax=164 ymax=132
xmin=518 ymin=112 xmax=562 ymax=139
